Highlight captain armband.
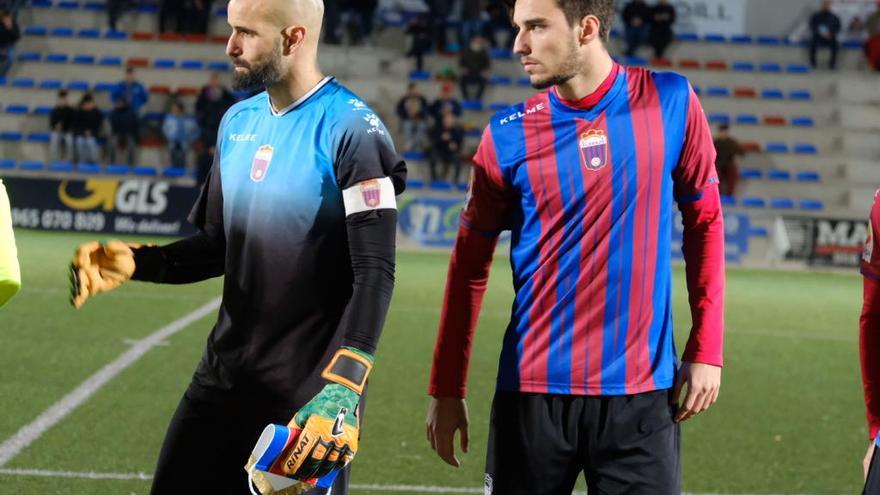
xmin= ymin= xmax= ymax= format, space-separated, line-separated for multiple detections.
xmin=341 ymin=177 xmax=396 ymax=217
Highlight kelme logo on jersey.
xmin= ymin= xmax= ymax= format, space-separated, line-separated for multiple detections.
xmin=579 ymin=129 xmax=608 ymax=171
xmin=250 ymin=145 xmax=274 ymax=183
xmin=360 ymin=179 xmax=381 ymax=208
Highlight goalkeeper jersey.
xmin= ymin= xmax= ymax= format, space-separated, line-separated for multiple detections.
xmin=188 ymin=77 xmax=405 ymax=405
xmin=0 ymin=179 xmax=21 ymax=309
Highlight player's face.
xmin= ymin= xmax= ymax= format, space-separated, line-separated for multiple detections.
xmin=512 ymin=0 xmax=583 ymax=90
xmin=226 ymin=0 xmax=285 ymax=91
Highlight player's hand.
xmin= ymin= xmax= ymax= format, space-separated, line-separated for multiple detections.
xmin=865 ymin=441 xmax=876 ymax=481
xmin=276 ymin=347 xmax=372 ymax=481
xmin=69 ymin=240 xmax=136 ymax=309
xmin=671 ymin=361 xmax=721 ymax=422
xmin=426 ymin=396 xmax=469 ymax=468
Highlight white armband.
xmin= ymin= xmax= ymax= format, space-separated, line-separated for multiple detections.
xmin=342 ymin=177 xmax=397 ymax=216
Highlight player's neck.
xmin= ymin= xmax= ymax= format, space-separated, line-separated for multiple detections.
xmin=554 ymin=52 xmax=615 ymax=103
xmin=267 ymin=68 xmax=326 ymax=112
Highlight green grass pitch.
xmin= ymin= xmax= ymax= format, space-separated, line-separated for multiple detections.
xmin=0 ymin=229 xmax=869 ymax=494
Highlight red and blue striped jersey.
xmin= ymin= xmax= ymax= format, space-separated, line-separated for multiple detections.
xmin=430 ymin=65 xmax=725 ymax=397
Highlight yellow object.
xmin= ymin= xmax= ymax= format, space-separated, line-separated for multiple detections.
xmin=69 ymin=240 xmax=136 ymax=309
xmin=280 ymin=416 xmax=357 ymax=478
xmin=0 ymin=179 xmax=21 ymax=309
xmin=321 ymin=348 xmax=373 ymax=395
xmin=244 ymin=455 xmax=312 ymax=495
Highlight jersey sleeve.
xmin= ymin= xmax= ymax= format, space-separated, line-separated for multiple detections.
xmin=459 ymin=126 xmax=514 ymax=235
xmin=861 ymin=190 xmax=880 ymax=439
xmin=673 ymin=86 xmax=719 ymax=204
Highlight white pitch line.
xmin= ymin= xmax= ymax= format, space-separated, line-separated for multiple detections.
xmin=0 ymin=297 xmax=221 ymax=466
xmin=0 ymin=468 xmax=814 ymax=495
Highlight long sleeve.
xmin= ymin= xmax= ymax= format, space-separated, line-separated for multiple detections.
xmin=861 ymin=190 xmax=880 ymax=439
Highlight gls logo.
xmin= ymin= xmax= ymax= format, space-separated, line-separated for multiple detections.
xmin=58 ymin=180 xmax=169 ymax=215
xmin=229 ymin=133 xmax=257 ymax=142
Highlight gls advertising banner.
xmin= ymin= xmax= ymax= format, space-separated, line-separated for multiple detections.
xmin=4 ymin=177 xmax=199 ymax=236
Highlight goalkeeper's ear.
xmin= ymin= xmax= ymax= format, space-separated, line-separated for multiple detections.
xmin=321 ymin=347 xmax=373 ymax=395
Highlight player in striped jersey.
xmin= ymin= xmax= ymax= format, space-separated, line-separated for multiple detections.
xmin=426 ymin=0 xmax=724 ymax=493
xmin=860 ymin=189 xmax=880 ymax=493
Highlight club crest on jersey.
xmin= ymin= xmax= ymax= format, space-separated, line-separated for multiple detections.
xmin=250 ymin=145 xmax=274 ymax=183
xmin=579 ymin=129 xmax=608 ymax=171
xmin=360 ymin=179 xmax=381 ymax=207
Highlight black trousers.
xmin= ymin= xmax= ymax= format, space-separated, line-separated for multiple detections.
xmin=150 ymin=387 xmax=350 ymax=495
xmin=866 ymin=445 xmax=880 ymax=494
xmin=810 ymin=35 xmax=839 ymax=69
xmin=485 ymin=389 xmax=680 ymax=495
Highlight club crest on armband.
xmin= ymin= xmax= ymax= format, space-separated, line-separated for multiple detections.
xmin=579 ymin=129 xmax=608 ymax=171
xmin=250 ymin=145 xmax=274 ymax=183
xmin=360 ymin=180 xmax=381 ymax=208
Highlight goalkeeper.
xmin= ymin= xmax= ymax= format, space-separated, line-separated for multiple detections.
xmin=68 ymin=0 xmax=406 ymax=493
xmin=0 ymin=178 xmax=21 ymax=309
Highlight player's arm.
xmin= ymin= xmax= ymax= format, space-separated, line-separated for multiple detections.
xmin=860 ymin=192 xmax=880 ymax=478
xmin=671 ymin=85 xmax=725 ymax=422
xmin=277 ymin=110 xmax=407 ymax=483
xmin=427 ymin=126 xmax=512 ymax=467
xmin=0 ymin=179 xmax=21 ymax=309
xmin=69 ymin=147 xmax=226 ymax=309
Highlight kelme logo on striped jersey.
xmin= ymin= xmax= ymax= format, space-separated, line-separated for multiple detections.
xmin=579 ymin=129 xmax=608 ymax=171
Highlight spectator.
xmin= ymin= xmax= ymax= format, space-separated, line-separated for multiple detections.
xmin=427 ymin=0 xmax=452 ymax=52
xmin=196 ymin=73 xmax=236 ymax=148
xmin=459 ymin=35 xmax=491 ymax=102
xmin=429 ymin=82 xmax=462 ymax=126
xmin=323 ymin=0 xmax=342 ymax=44
xmin=0 ymin=0 xmax=24 ymax=18
xmin=158 ymin=0 xmax=182 ymax=33
xmin=162 ymin=102 xmax=199 ymax=169
xmin=649 ymin=0 xmax=676 ymax=59
xmin=0 ymin=8 xmax=19 ymax=78
xmin=109 ymin=98 xmax=139 ymax=166
xmin=867 ymin=2 xmax=880 ymax=36
xmin=865 ymin=3 xmax=880 ymax=70
xmin=810 ymin=0 xmax=842 ymax=70
xmin=73 ymin=94 xmax=103 ymax=165
xmin=49 ymin=91 xmax=76 ymax=164
xmin=713 ymin=124 xmax=744 ymax=197
xmin=460 ymin=0 xmax=485 ymax=48
xmin=347 ymin=0 xmax=377 ymax=46
xmin=111 ymin=67 xmax=149 ymax=115
xmin=396 ymin=82 xmax=429 ymax=126
xmin=622 ymin=0 xmax=651 ymax=57
xmin=107 ymin=0 xmax=134 ymax=32
xmin=429 ymin=111 xmax=465 ymax=184
xmin=484 ymin=0 xmax=516 ymax=49
xmin=405 ymin=14 xmax=433 ymax=72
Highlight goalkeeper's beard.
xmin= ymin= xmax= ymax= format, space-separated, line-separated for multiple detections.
xmin=232 ymin=44 xmax=285 ymax=92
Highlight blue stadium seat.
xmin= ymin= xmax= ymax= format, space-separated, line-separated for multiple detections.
xmin=799 ymin=199 xmax=824 ymax=210
xmin=517 ymin=77 xmax=531 ymax=87
xmin=761 ymin=88 xmax=784 ymax=99
xmin=759 ymin=62 xmax=782 ymax=73
xmin=749 ymin=226 xmax=770 ymax=237
xmin=766 ymin=170 xmax=791 ymax=181
xmin=464 ymin=128 xmax=481 ymax=138
xmin=488 ymin=102 xmax=509 ymax=112
xmin=843 ymin=39 xmax=864 ymax=49
xmin=207 ymin=61 xmax=232 ymax=72
xmin=489 ymin=75 xmax=512 ymax=86
xmin=786 ymin=63 xmax=811 ymax=74
xmin=0 ymin=131 xmax=23 ymax=141
xmin=677 ymin=32 xmax=699 ymax=42
xmin=67 ymin=81 xmax=90 ymax=90
xmin=137 ymin=3 xmax=159 ymax=13
xmin=765 ymin=142 xmax=789 ymax=154
xmin=11 ymin=78 xmax=35 ymax=88
xmin=19 ymin=161 xmax=45 ymax=171
xmin=46 ymin=53 xmax=69 ymax=63
xmin=623 ymin=56 xmax=648 ymax=66
xmin=732 ymin=61 xmax=754 ymax=72
xmin=720 ymin=195 xmax=736 ymax=207
xmin=154 ymin=59 xmax=176 ymax=69
xmin=133 ymin=166 xmax=158 ymax=176
xmin=735 ymin=114 xmax=759 ymax=125
xmin=181 ymin=60 xmax=205 ymax=70
xmin=706 ymin=86 xmax=730 ymax=97
xmin=17 ymin=52 xmax=41 ymax=62
xmin=23 ymin=25 xmax=47 ymax=36
xmin=739 ymin=168 xmax=762 ymax=179
xmin=143 ymin=112 xmax=164 ymax=123
xmin=790 ymin=116 xmax=815 ymax=127
xmin=0 ymin=77 xmax=6 ymax=86
xmin=78 ymin=28 xmax=101 ymax=38
xmin=794 ymin=143 xmax=818 ymax=155
xmin=796 ymin=171 xmax=820 ymax=182
xmin=164 ymin=167 xmax=187 ymax=178
xmin=49 ymin=162 xmax=74 ymax=172
xmin=789 ymin=89 xmax=812 ymax=100
xmin=50 ymin=27 xmax=75 ymax=37
xmin=402 ymin=151 xmax=426 ymax=161
xmin=94 ymin=82 xmax=116 ymax=92
xmin=708 ymin=113 xmax=730 ymax=125
xmin=105 ymin=30 xmax=127 ymax=40
xmin=5 ymin=105 xmax=29 ymax=114
xmin=28 ymin=133 xmax=51 ymax=143
xmin=741 ymin=197 xmax=766 ymax=208
xmin=40 ymin=79 xmax=63 ymax=90
xmin=408 ymin=70 xmax=431 ymax=81
xmin=731 ymin=35 xmax=753 ymax=44
xmin=490 ymin=48 xmax=513 ymax=60
xmin=76 ymin=163 xmax=102 ymax=174
xmin=430 ymin=181 xmax=453 ymax=191
xmin=73 ymin=54 xmax=95 ymax=65
xmin=703 ymin=33 xmax=726 ymax=42
xmin=58 ymin=1 xmax=80 ymax=9
xmin=84 ymin=2 xmax=106 ymax=10
xmin=770 ymin=198 xmax=794 ymax=210
xmin=106 ymin=164 xmax=130 ymax=175
xmin=32 ymin=0 xmax=53 ymax=7
xmin=99 ymin=56 xmax=123 ymax=66
xmin=33 ymin=106 xmax=53 ymax=116
xmin=462 ymin=100 xmax=484 ymax=111
xmin=405 ymin=179 xmax=424 ymax=190
xmin=757 ymin=36 xmax=782 ymax=45
xmin=0 ymin=159 xmax=14 ymax=170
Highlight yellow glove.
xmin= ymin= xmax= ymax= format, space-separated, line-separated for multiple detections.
xmin=69 ymin=240 xmax=136 ymax=309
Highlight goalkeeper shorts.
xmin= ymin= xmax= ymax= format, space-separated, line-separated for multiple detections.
xmin=484 ymin=389 xmax=680 ymax=495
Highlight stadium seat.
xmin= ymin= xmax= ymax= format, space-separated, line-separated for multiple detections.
xmin=181 ymin=60 xmax=205 ymax=70
xmin=133 ymin=166 xmax=158 ymax=176
xmin=94 ymin=82 xmax=116 ymax=92
xmin=184 ymin=34 xmax=208 ymax=43
xmin=137 ymin=3 xmax=160 ymax=13
xmin=0 ymin=131 xmax=23 ymax=141
xmin=677 ymin=33 xmax=699 ymax=42
xmin=794 ymin=143 xmax=818 ymax=154
xmin=464 ymin=128 xmax=481 ymax=138
xmin=207 ymin=61 xmax=232 ymax=72
xmin=741 ymin=197 xmax=766 ymax=208
xmin=732 ymin=61 xmax=755 ymax=72
xmin=759 ymin=62 xmax=782 ymax=73
xmin=742 ymin=142 xmax=762 ymax=153
xmin=49 ymin=162 xmax=74 ymax=172
xmin=143 ymin=112 xmax=164 ymax=123
xmin=734 ymin=87 xmax=757 ymax=98
xmin=703 ymin=33 xmax=727 ymax=42
xmin=408 ymin=70 xmax=431 ymax=81
xmin=705 ymin=60 xmax=728 ymax=70
xmin=149 ymin=85 xmax=171 ymax=94
xmin=78 ymin=28 xmax=101 ymax=38
xmin=50 ymin=27 xmax=75 ymax=37
xmin=32 ymin=0 xmax=52 ymax=7
xmin=76 ymin=163 xmax=102 ymax=174
xmin=33 ymin=106 xmax=52 ymax=116
xmin=766 ymin=170 xmax=791 ymax=181
xmin=708 ymin=113 xmax=730 ymax=125
xmin=772 ymin=199 xmax=793 ymax=211
xmin=127 ymin=57 xmax=150 ymax=68
xmin=5 ymin=105 xmax=28 ymax=114
xmin=132 ymin=32 xmax=156 ymax=41
xmin=154 ymin=59 xmax=177 ymax=69
xmin=19 ymin=161 xmax=45 ymax=171
xmin=692 ymin=85 xmax=701 ymax=96
xmin=163 ymin=167 xmax=187 ymax=178
xmin=462 ymin=100 xmax=484 ymax=111
xmin=735 ymin=114 xmax=759 ymax=125
xmin=67 ymin=80 xmax=90 ymax=90
xmin=786 ymin=63 xmax=811 ymax=74
xmin=159 ymin=32 xmax=184 ymax=42
xmin=0 ymin=159 xmax=15 ymax=170
xmin=842 ymin=39 xmax=864 ymax=49
xmin=488 ymin=102 xmax=509 ymax=112
xmin=720 ymin=195 xmax=736 ymax=207
xmin=731 ymin=35 xmax=753 ymax=44
xmin=105 ymin=31 xmax=127 ymax=40
xmin=84 ymin=1 xmax=106 ymax=9
xmin=17 ymin=52 xmax=41 ymax=62
xmin=177 ymin=86 xmax=199 ymax=96
xmin=763 ymin=116 xmax=786 ymax=126
xmin=402 ymin=151 xmax=426 ymax=161
xmin=405 ymin=179 xmax=424 ymax=190
xmin=58 ymin=1 xmax=79 ymax=9
xmin=99 ymin=56 xmax=123 ymax=66
xmin=749 ymin=226 xmax=770 ymax=237
xmin=796 ymin=171 xmax=820 ymax=182
xmin=28 ymin=133 xmax=51 ymax=143
xmin=23 ymin=25 xmax=47 ymax=36
xmin=106 ymin=164 xmax=130 ymax=175
xmin=46 ymin=53 xmax=69 ymax=64
xmin=799 ymin=199 xmax=824 ymax=210
xmin=490 ymin=48 xmax=513 ymax=60
xmin=757 ymin=36 xmax=782 ymax=45
xmin=40 ymin=79 xmax=63 ymax=90
xmin=789 ymin=89 xmax=812 ymax=100
xmin=765 ymin=142 xmax=789 ymax=154
xmin=739 ymin=168 xmax=762 ymax=179
xmin=761 ymin=88 xmax=784 ymax=99
xmin=790 ymin=117 xmax=815 ymax=127
xmin=73 ymin=55 xmax=95 ymax=65
xmin=489 ymin=75 xmax=512 ymax=86
xmin=706 ymin=86 xmax=730 ymax=97
xmin=430 ymin=181 xmax=453 ymax=191
xmin=678 ymin=59 xmax=701 ymax=69
xmin=651 ymin=58 xmax=673 ymax=68
xmin=623 ymin=56 xmax=648 ymax=66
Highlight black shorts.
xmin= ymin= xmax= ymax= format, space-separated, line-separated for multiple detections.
xmin=865 ymin=445 xmax=880 ymax=494
xmin=149 ymin=386 xmax=350 ymax=495
xmin=485 ymin=389 xmax=680 ymax=495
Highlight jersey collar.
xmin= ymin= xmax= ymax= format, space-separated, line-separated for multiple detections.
xmin=268 ymin=76 xmax=335 ymax=117
xmin=551 ymin=63 xmax=620 ymax=110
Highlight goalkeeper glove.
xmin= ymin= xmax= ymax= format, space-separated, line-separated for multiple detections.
xmin=69 ymin=240 xmax=136 ymax=309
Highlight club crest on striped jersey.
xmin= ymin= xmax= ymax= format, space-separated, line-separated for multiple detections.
xmin=360 ymin=179 xmax=381 ymax=207
xmin=250 ymin=145 xmax=274 ymax=182
xmin=579 ymin=129 xmax=608 ymax=171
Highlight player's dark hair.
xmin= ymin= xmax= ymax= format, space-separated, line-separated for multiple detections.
xmin=503 ymin=0 xmax=614 ymax=41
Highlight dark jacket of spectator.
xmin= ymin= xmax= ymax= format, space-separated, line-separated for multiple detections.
xmin=432 ymin=122 xmax=464 ymax=157
xmin=110 ymin=102 xmax=139 ymax=138
xmin=0 ymin=13 xmax=19 ymax=48
xmin=396 ymin=91 xmax=429 ymax=121
xmin=50 ymin=105 xmax=75 ymax=132
xmin=73 ymin=107 xmax=103 ymax=137
xmin=460 ymin=44 xmax=491 ymax=76
xmin=650 ymin=3 xmax=676 ymax=35
xmin=810 ymin=9 xmax=842 ymax=39
xmin=196 ymin=84 xmax=236 ymax=146
xmin=623 ymin=1 xmax=651 ymax=27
